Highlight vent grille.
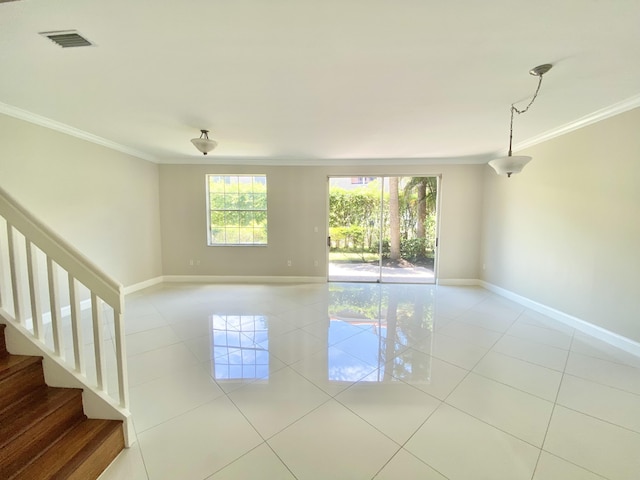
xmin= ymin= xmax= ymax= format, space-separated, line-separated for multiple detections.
xmin=39 ymin=30 xmax=93 ymax=48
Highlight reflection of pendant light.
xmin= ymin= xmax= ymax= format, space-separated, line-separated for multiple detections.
xmin=191 ymin=129 xmax=217 ymax=155
xmin=489 ymin=64 xmax=552 ymax=177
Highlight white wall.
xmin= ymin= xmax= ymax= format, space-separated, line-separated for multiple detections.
xmin=482 ymin=107 xmax=640 ymax=343
xmin=159 ymin=163 xmax=484 ymax=281
xmin=0 ymin=114 xmax=163 ymax=287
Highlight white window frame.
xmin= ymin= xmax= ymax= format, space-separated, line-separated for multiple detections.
xmin=206 ymin=174 xmax=268 ymax=246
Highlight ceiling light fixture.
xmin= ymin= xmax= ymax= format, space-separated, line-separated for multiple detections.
xmin=489 ymin=63 xmax=553 ymax=178
xmin=190 ymin=129 xmax=217 ymax=155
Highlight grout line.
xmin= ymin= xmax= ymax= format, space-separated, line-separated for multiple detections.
xmin=326 ymin=382 xmax=449 ymax=478
xmin=438 ymin=310 xmax=521 ymax=405
xmin=369 ymin=446 xmax=404 ymax=479
xmin=264 ymin=441 xmax=300 ymax=480
xmin=439 ymin=402 xmax=545 ymax=451
xmin=119 ymin=283 xmax=637 ymax=479
xmin=559 ymin=371 xmax=640 ymax=399
xmin=534 ymin=450 xmax=611 ymax=480
xmin=529 ymin=328 xmax=576 ymax=480
xmin=469 ymin=369 xmax=559 ymax=403
xmin=554 ymin=402 xmax=640 ymax=436
xmin=485 ymin=346 xmax=567 ymax=373
xmin=568 ymin=347 xmax=640 ymax=370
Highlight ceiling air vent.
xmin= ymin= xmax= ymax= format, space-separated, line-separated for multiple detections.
xmin=39 ymin=30 xmax=93 ymax=48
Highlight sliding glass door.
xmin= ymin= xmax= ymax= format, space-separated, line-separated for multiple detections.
xmin=328 ymin=176 xmax=437 ymax=284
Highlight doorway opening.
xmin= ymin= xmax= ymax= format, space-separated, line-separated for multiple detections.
xmin=327 ymin=176 xmax=438 ymax=284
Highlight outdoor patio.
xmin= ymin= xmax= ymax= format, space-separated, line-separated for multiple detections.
xmin=328 ymin=261 xmax=435 ymax=283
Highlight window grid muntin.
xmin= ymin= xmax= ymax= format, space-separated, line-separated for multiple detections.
xmin=207 ymin=174 xmax=267 ymax=246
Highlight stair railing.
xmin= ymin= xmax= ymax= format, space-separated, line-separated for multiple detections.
xmin=0 ymin=185 xmax=129 ymax=412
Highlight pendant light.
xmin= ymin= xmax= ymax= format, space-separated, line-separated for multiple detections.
xmin=489 ymin=64 xmax=552 ymax=177
xmin=191 ymin=129 xmax=218 ymax=155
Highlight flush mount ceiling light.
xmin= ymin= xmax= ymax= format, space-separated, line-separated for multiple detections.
xmin=190 ymin=129 xmax=217 ymax=155
xmin=489 ymin=63 xmax=553 ymax=178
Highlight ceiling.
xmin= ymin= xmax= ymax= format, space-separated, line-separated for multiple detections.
xmin=1 ymin=0 xmax=640 ymax=165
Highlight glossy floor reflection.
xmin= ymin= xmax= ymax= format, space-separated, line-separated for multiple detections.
xmin=100 ymin=283 xmax=640 ymax=480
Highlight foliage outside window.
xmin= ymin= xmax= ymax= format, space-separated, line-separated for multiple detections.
xmin=207 ymin=175 xmax=267 ymax=245
xmin=329 ymin=177 xmax=437 ymax=261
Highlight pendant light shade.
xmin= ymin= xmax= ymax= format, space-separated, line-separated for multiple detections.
xmin=489 ymin=64 xmax=552 ymax=178
xmin=488 ymin=155 xmax=532 ymax=178
xmin=191 ymin=129 xmax=217 ymax=155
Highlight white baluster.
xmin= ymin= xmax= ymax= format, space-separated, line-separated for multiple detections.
xmin=6 ymin=223 xmax=23 ymax=323
xmin=46 ymin=257 xmax=64 ymax=357
xmin=68 ymin=275 xmax=84 ymax=374
xmin=25 ymin=239 xmax=43 ymax=340
xmin=91 ymin=293 xmax=106 ymax=391
xmin=113 ymin=293 xmax=129 ymax=409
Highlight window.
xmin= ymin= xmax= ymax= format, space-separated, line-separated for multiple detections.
xmin=207 ymin=174 xmax=267 ymax=245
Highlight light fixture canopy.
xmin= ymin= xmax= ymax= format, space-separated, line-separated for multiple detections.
xmin=191 ymin=129 xmax=217 ymax=155
xmin=489 ymin=63 xmax=552 ymax=178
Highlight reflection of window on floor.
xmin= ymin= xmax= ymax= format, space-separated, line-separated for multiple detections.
xmin=328 ymin=319 xmax=383 ymax=382
xmin=327 ymin=318 xmax=431 ymax=383
xmin=211 ymin=315 xmax=269 ymax=380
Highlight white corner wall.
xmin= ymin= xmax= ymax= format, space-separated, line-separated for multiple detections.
xmin=0 ymin=114 xmax=163 ymax=287
xmin=159 ymin=163 xmax=484 ymax=281
xmin=481 ymin=107 xmax=640 ymax=343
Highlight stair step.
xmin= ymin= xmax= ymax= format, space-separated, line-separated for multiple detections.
xmin=12 ymin=418 xmax=124 ymax=480
xmin=0 ymin=386 xmax=85 ymax=477
xmin=0 ymin=323 xmax=6 ymax=358
xmin=0 ymin=327 xmax=125 ymax=479
xmin=0 ymin=355 xmax=45 ymax=411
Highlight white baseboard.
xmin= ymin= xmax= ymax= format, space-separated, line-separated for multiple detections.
xmin=162 ymin=275 xmax=327 ymax=284
xmin=480 ymin=280 xmax=640 ymax=358
xmin=123 ymin=276 xmax=164 ymax=295
xmin=436 ymin=279 xmax=482 ymax=286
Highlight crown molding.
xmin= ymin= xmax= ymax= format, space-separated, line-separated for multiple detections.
xmin=160 ymin=152 xmax=495 ymax=166
xmin=514 ymin=93 xmax=640 ymax=152
xmin=0 ymin=102 xmax=157 ymax=163
xmin=4 ymin=93 xmax=640 ymax=166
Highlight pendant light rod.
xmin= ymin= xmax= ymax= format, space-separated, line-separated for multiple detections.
xmin=508 ymin=65 xmax=550 ymax=156
xmin=489 ymin=63 xmax=553 ymax=178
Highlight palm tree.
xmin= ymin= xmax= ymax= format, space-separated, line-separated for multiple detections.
xmin=389 ymin=177 xmax=401 ymax=260
xmin=404 ymin=177 xmax=437 ymax=256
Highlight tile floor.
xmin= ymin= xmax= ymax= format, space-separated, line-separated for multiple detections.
xmin=97 ymin=282 xmax=640 ymax=480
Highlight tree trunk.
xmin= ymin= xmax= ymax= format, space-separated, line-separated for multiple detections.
xmin=389 ymin=177 xmax=401 ymax=260
xmin=417 ymin=180 xmax=427 ymax=239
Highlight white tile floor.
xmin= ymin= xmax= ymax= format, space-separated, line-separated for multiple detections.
xmin=98 ymin=283 xmax=640 ymax=480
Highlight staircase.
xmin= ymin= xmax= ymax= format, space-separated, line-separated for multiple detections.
xmin=0 ymin=324 xmax=124 ymax=480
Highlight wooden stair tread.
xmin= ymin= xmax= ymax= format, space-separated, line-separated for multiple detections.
xmin=0 ymin=355 xmax=42 ymax=378
xmin=0 ymin=354 xmax=45 ymax=412
xmin=13 ymin=418 xmax=124 ymax=480
xmin=0 ymin=386 xmax=84 ymax=449
xmin=0 ymin=325 xmax=125 ymax=480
